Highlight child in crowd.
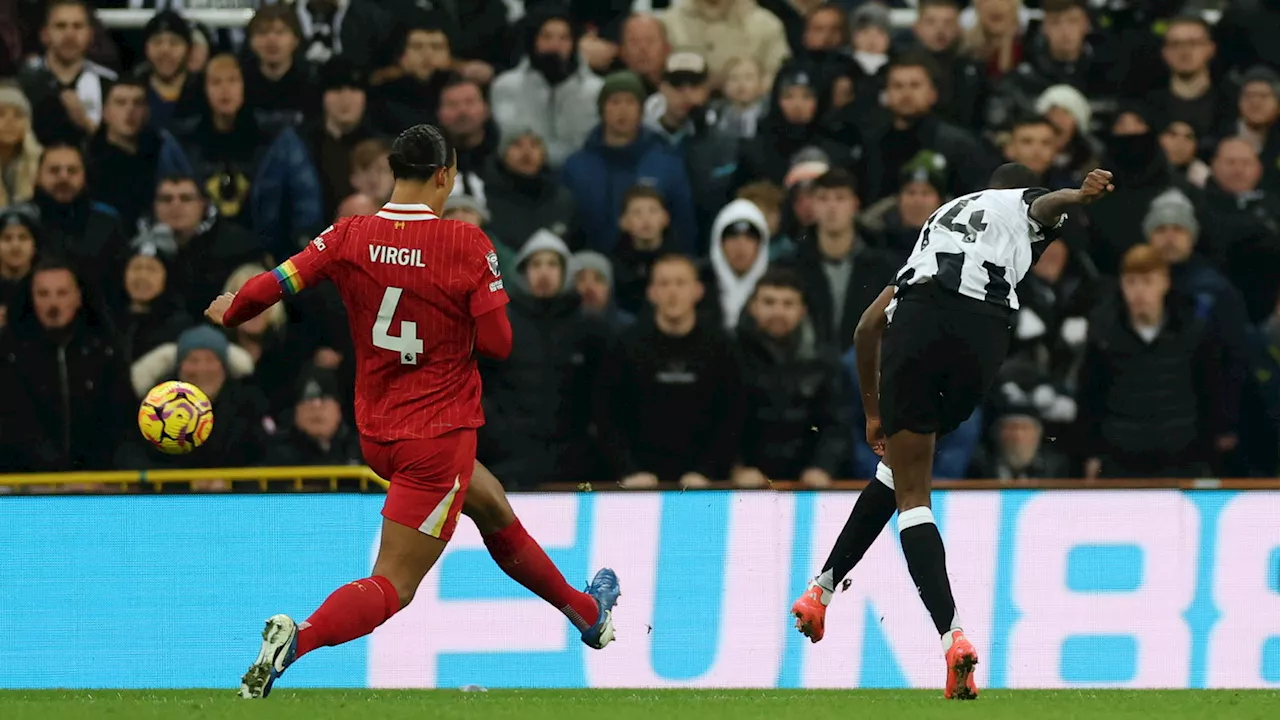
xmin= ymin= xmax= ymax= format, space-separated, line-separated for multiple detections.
xmin=717 ymin=56 xmax=767 ymax=141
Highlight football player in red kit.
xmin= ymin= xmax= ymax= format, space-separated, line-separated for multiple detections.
xmin=205 ymin=124 xmax=619 ymax=699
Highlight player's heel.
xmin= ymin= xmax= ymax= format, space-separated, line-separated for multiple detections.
xmin=239 ymin=614 xmax=298 ymax=699
xmin=944 ymin=632 xmax=980 ymax=700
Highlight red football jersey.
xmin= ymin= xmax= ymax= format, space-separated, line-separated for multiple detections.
xmin=274 ymin=202 xmax=509 ymax=441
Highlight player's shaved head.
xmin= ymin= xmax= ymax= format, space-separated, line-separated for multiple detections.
xmin=389 ymin=123 xmax=456 ymax=182
xmin=988 ymin=162 xmax=1040 ymax=189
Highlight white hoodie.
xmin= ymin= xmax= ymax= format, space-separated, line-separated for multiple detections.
xmin=709 ymin=198 xmax=771 ymax=330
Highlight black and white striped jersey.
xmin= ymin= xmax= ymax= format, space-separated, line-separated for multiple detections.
xmin=891 ymin=188 xmax=1062 ymax=312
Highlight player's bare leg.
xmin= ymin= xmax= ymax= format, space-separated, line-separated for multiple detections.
xmin=463 ymin=461 xmax=620 ymax=649
xmin=888 ymin=428 xmax=978 ymax=700
xmin=792 ymin=454 xmax=898 ymax=643
xmin=239 ymin=519 xmax=447 ymax=699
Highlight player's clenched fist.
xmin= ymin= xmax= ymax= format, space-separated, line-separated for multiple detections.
xmin=1079 ymin=169 xmax=1114 ymax=202
xmin=205 ymin=292 xmax=236 ymax=326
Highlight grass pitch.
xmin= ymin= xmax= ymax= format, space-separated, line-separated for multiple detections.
xmin=2 ymin=689 xmax=1278 ymax=720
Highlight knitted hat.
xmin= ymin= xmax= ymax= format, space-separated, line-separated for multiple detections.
xmin=598 ymin=71 xmax=647 ymax=113
xmin=444 ymin=194 xmax=490 ymax=223
xmin=0 ymin=82 xmax=31 ymax=117
xmin=498 ymin=123 xmax=544 ymax=158
xmin=569 ymin=250 xmax=614 ymax=288
xmin=774 ymin=64 xmax=817 ymax=95
xmin=899 ymin=150 xmax=948 ymax=196
xmin=296 ymin=365 xmax=340 ymax=403
xmin=318 ymin=56 xmax=366 ymax=94
xmin=0 ymin=202 xmax=41 ymax=235
xmin=1035 ymin=84 xmax=1091 ymax=132
xmin=175 ymin=325 xmax=229 ymax=371
xmin=1142 ymin=189 xmax=1199 ymax=240
xmin=143 ymin=9 xmax=193 ymax=46
xmin=851 ymin=2 xmax=892 ymax=35
xmin=1241 ymin=65 xmax=1280 ymax=98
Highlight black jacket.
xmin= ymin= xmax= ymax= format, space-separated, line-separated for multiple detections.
xmin=860 ymin=111 xmax=996 ymax=203
xmin=785 ymin=237 xmax=899 ymax=352
xmin=593 ymin=319 xmax=744 ymax=481
xmin=369 ymin=72 xmax=451 ymax=136
xmin=265 ymin=417 xmax=364 ymax=467
xmin=85 ymin=125 xmax=185 ymax=229
xmin=143 ymin=210 xmax=265 ymax=320
xmin=0 ymin=314 xmax=131 ymax=471
xmin=478 ymin=289 xmax=608 ymax=488
xmin=736 ymin=315 xmax=850 ymax=478
xmin=987 ymin=36 xmax=1112 ymax=130
xmin=241 ymin=61 xmax=320 ymax=137
xmin=1202 ymin=181 xmax=1280 ymax=322
xmin=113 ymin=297 xmax=192 ymax=366
xmin=32 ymin=189 xmax=128 ymax=296
xmin=1077 ymin=293 xmax=1226 ymax=467
xmin=481 ymin=158 xmax=578 ymax=250
xmin=301 ymin=117 xmax=377 ymax=221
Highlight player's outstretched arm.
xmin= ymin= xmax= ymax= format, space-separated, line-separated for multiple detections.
xmin=1028 ymin=168 xmax=1115 ymax=227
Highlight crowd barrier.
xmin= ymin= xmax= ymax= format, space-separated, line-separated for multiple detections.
xmin=2 ymin=488 xmax=1278 ymax=689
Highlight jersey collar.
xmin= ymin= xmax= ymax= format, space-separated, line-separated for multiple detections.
xmin=376 ymin=203 xmax=439 ymax=221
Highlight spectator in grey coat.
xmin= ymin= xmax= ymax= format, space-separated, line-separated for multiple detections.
xmin=490 ymin=4 xmax=604 ymax=168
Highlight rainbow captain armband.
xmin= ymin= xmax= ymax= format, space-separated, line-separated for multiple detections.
xmin=272 ymin=259 xmax=305 ymax=295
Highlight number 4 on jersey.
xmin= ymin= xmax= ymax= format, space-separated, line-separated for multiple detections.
xmin=372 ymin=286 xmax=423 ymax=365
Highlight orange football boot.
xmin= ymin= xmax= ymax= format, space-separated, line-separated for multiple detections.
xmin=791 ymin=584 xmax=828 ymax=643
xmin=943 ymin=630 xmax=980 ymax=700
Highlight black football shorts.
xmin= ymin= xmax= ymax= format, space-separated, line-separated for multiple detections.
xmin=879 ymin=283 xmax=1013 ymax=437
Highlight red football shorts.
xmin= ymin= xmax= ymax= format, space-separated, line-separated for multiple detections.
xmin=361 ymin=428 xmax=476 ymax=541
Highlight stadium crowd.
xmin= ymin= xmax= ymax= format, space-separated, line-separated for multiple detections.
xmin=0 ymin=0 xmax=1278 ymax=488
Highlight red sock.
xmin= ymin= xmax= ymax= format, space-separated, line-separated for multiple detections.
xmin=295 ymin=575 xmax=400 ymax=659
xmin=483 ymin=518 xmax=600 ymax=631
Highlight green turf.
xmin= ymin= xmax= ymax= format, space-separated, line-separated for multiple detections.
xmin=2 ymin=690 xmax=1278 ymax=720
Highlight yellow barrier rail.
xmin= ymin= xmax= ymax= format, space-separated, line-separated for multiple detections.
xmin=0 ymin=466 xmax=391 ymax=493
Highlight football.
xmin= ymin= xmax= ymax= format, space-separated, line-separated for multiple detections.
xmin=137 ymin=381 xmax=215 ymax=454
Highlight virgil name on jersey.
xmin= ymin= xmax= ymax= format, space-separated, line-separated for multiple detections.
xmin=893 ymin=187 xmax=1066 ymax=311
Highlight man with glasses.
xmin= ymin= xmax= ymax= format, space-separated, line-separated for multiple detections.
xmin=1145 ymin=15 xmax=1232 ymax=153
xmin=147 ymin=175 xmax=264 ymax=317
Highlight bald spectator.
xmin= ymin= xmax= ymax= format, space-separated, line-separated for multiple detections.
xmin=1204 ymin=138 xmax=1280 ymax=321
xmin=491 ymin=6 xmax=604 ymax=169
xmin=660 ymin=0 xmax=790 ymax=88
xmin=616 ymin=14 xmax=671 ymax=96
xmin=335 ymin=193 xmax=378 ymax=219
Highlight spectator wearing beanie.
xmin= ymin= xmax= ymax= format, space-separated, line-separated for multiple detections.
xmin=478 ymin=229 xmax=609 ymax=490
xmin=971 ymin=399 xmax=1070 ymax=481
xmin=113 ymin=228 xmax=192 ymax=366
xmin=0 ymin=83 xmax=42 ymax=209
xmin=139 ymin=10 xmax=204 ymax=131
xmin=1087 ymin=102 xmax=1206 ymax=276
xmin=859 ymin=150 xmax=948 ymax=257
xmin=659 ymin=0 xmax=789 ymax=88
xmin=1035 ymin=84 xmax=1102 ymax=188
xmin=491 ymin=4 xmax=604 ymax=169
xmin=569 ymin=249 xmax=635 ymax=331
xmin=561 ymin=71 xmax=696 ymax=255
xmin=120 ymin=324 xmax=270 ymax=471
xmin=482 ymin=124 xmax=578 ymax=253
xmin=266 ymin=365 xmax=363 ymax=469
xmin=301 ymin=57 xmax=376 ymax=221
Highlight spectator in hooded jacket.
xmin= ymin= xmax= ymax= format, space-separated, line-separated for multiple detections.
xmin=0 ymin=204 xmax=40 ymax=326
xmin=561 ymin=71 xmax=697 ymax=255
xmin=479 ymin=230 xmax=608 ymax=489
xmin=113 ymin=228 xmax=191 ymax=366
xmin=0 ymin=259 xmax=130 ymax=471
xmin=733 ymin=267 xmax=849 ymax=487
xmin=0 ymin=83 xmax=42 ymax=209
xmin=86 ymin=78 xmax=191 ymax=230
xmin=491 ymin=5 xmax=604 ymax=169
xmin=735 ymin=60 xmax=852 ymax=192
xmin=482 ymin=125 xmax=578 ymax=252
xmin=265 ymin=364 xmax=364 ymax=469
xmin=174 ymin=53 xmax=324 ymax=263
xmin=707 ymin=198 xmax=770 ymax=331
xmin=659 ymin=0 xmax=790 ymax=88
xmin=594 ymin=254 xmax=745 ymax=487
xmin=569 ymin=249 xmax=635 ymax=331
xmin=1079 ymin=244 xmax=1227 ymax=479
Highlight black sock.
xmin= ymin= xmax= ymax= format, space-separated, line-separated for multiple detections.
xmin=898 ymin=506 xmax=959 ymax=637
xmin=818 ymin=463 xmax=898 ymax=589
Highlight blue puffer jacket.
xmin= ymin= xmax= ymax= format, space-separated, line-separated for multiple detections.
xmin=560 ymin=126 xmax=697 ymax=256
xmin=252 ymin=127 xmax=325 ymax=263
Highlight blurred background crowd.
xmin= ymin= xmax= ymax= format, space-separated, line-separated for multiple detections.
xmin=0 ymin=0 xmax=1278 ymax=489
